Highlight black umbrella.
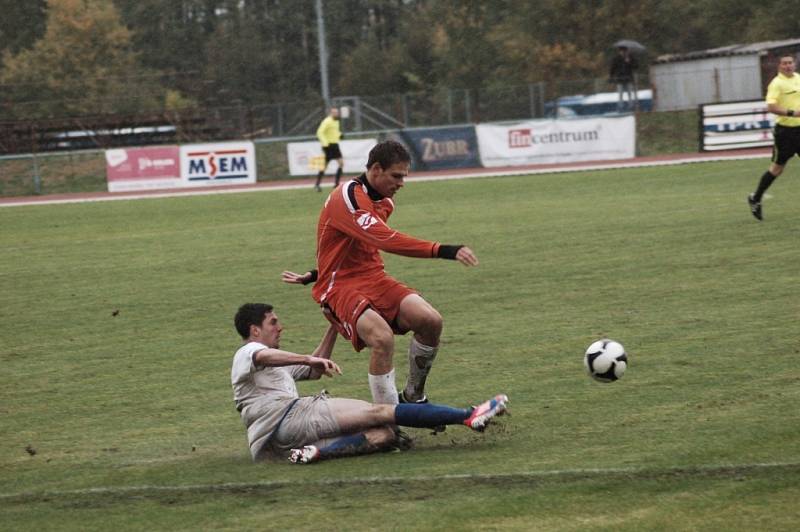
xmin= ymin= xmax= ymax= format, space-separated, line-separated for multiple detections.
xmin=612 ymin=39 xmax=646 ymax=53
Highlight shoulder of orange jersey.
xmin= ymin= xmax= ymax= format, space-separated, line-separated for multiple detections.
xmin=332 ymin=178 xmax=380 ymax=212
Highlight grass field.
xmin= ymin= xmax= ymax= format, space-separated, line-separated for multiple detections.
xmin=1 ymin=158 xmax=799 ymax=531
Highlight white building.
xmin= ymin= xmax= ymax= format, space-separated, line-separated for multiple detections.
xmin=650 ymin=38 xmax=800 ymax=111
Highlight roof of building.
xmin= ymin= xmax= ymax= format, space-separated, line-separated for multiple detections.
xmin=654 ymin=38 xmax=800 ymax=64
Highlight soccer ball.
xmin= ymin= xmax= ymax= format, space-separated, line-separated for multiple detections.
xmin=584 ymin=339 xmax=628 ymax=382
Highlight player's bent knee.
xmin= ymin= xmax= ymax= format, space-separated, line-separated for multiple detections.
xmin=366 ymin=328 xmax=395 ymax=355
xmin=414 ymin=307 xmax=443 ymax=340
xmin=358 ymin=312 xmax=395 ymax=352
xmin=369 ymin=403 xmax=395 ymax=421
xmin=401 ymin=297 xmax=443 ymax=337
xmin=425 ymin=308 xmax=443 ymax=333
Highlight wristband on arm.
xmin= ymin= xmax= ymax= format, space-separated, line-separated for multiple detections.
xmin=302 ymin=270 xmax=319 ymax=285
xmin=437 ymin=244 xmax=463 ymax=260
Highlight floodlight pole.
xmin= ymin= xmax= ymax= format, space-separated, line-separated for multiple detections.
xmin=315 ymin=0 xmax=331 ymax=108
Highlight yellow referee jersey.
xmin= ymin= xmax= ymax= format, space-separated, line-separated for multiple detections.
xmin=316 ymin=116 xmax=342 ymax=147
xmin=766 ymin=72 xmax=800 ymax=127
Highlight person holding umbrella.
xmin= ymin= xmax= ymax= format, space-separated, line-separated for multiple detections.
xmin=609 ymin=40 xmax=644 ymax=112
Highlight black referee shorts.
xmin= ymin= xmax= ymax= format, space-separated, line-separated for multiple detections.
xmin=771 ymin=124 xmax=800 ymax=165
xmin=323 ymin=144 xmax=342 ymax=162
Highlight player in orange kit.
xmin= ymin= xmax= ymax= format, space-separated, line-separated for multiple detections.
xmin=283 ymin=140 xmax=478 ymax=406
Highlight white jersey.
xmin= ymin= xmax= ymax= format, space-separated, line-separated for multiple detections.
xmin=231 ymin=341 xmax=311 ymax=459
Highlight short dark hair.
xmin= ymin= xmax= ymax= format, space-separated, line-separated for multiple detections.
xmin=366 ymin=140 xmax=410 ymax=170
xmin=234 ymin=303 xmax=273 ymax=339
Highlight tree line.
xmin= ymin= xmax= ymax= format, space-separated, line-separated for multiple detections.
xmin=2 ymin=0 xmax=799 ymax=121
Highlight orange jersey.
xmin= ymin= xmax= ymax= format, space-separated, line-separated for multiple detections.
xmin=312 ymin=175 xmax=441 ymax=305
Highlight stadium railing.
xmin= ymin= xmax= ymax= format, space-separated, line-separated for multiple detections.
xmin=1 ymin=75 xmax=704 ymax=198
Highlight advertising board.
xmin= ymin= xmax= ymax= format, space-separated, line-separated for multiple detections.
xmin=700 ymin=100 xmax=773 ymax=151
xmin=180 ymin=142 xmax=256 ymax=186
xmin=287 ymin=139 xmax=376 ymax=176
xmin=476 ymin=116 xmax=635 ymax=167
xmin=106 ymin=141 xmax=256 ymax=192
xmin=390 ymin=126 xmax=480 ymax=171
xmin=105 ymin=146 xmax=181 ymax=192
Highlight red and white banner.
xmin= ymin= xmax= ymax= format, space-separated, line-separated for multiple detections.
xmin=287 ymin=139 xmax=376 ymax=176
xmin=106 ymin=141 xmax=256 ymax=192
xmin=476 ymin=116 xmax=635 ymax=167
xmin=105 ymin=146 xmax=181 ymax=192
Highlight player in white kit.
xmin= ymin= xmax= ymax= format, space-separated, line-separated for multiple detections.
xmin=231 ymin=303 xmax=508 ymax=464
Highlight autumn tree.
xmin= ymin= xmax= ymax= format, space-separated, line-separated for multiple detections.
xmin=0 ymin=0 xmax=170 ymax=119
xmin=5 ymin=0 xmax=800 ymax=121
xmin=0 ymin=0 xmax=48 ymax=56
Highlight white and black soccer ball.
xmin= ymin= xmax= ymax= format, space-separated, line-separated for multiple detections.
xmin=584 ymin=339 xmax=627 ymax=382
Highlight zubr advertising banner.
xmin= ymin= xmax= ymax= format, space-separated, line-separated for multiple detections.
xmin=105 ymin=146 xmax=181 ymax=192
xmin=476 ymin=116 xmax=635 ymax=167
xmin=390 ymin=126 xmax=480 ymax=171
xmin=700 ymin=100 xmax=773 ymax=151
xmin=287 ymin=139 xmax=376 ymax=176
xmin=105 ymin=141 xmax=256 ymax=192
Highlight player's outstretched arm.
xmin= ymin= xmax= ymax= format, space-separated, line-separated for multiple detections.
xmin=253 ymin=348 xmax=330 ymax=368
xmin=253 ymin=346 xmax=341 ymax=379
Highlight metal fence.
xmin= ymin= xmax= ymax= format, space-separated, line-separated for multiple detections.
xmin=0 ymin=74 xmax=693 ymax=198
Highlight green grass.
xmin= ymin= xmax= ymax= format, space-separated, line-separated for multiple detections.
xmin=1 ymin=158 xmax=799 ymax=530
xmin=636 ymin=109 xmax=698 ymax=156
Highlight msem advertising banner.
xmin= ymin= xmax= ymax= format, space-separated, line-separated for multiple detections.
xmin=287 ymin=139 xmax=376 ymax=176
xmin=476 ymin=116 xmax=635 ymax=167
xmin=700 ymin=100 xmax=773 ymax=151
xmin=180 ymin=141 xmax=256 ymax=186
xmin=106 ymin=141 xmax=256 ymax=192
xmin=391 ymin=126 xmax=480 ymax=171
xmin=105 ymin=146 xmax=181 ymax=192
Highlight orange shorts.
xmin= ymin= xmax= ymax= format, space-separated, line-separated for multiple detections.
xmin=322 ymin=276 xmax=417 ymax=351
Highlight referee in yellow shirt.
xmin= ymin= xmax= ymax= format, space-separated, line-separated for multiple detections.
xmin=748 ymin=54 xmax=800 ymax=220
xmin=314 ymin=107 xmax=344 ymax=192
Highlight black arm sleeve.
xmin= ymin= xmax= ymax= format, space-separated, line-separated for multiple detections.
xmin=437 ymin=245 xmax=463 ymax=260
xmin=301 ymin=269 xmax=319 ymax=285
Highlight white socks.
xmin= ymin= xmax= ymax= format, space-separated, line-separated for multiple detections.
xmin=368 ymin=369 xmax=399 ymax=405
xmin=404 ymin=338 xmax=438 ymax=401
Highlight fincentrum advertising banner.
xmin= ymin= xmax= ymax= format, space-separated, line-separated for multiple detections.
xmin=476 ymin=115 xmax=635 ymax=167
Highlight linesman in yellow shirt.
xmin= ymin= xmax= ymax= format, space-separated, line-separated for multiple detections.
xmin=315 ymin=107 xmax=344 ymax=192
xmin=748 ymin=54 xmax=800 ymax=220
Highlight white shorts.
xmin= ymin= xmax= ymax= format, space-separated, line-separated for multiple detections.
xmin=267 ymin=394 xmax=341 ymax=456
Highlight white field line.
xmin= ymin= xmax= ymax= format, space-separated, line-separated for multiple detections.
xmin=0 ymin=151 xmax=768 ymax=208
xmin=2 ymin=461 xmax=798 ymax=501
